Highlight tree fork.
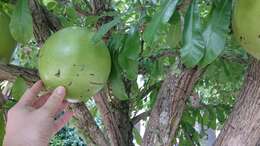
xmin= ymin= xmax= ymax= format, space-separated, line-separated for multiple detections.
xmin=142 ymin=68 xmax=203 ymax=146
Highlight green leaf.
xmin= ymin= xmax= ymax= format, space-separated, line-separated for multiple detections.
xmin=118 ymin=29 xmax=140 ymax=80
xmin=10 ymin=0 xmax=33 ymax=44
xmin=199 ymin=0 xmax=232 ymax=67
xmin=208 ymin=107 xmax=216 ymax=129
xmin=180 ymin=0 xmax=205 ymax=68
xmin=216 ymin=106 xmax=226 ymax=123
xmin=166 ymin=12 xmax=182 ymax=49
xmin=12 ymin=77 xmax=28 ymax=101
xmin=133 ymin=128 xmax=142 ymax=145
xmin=0 ymin=110 xmax=5 ymax=144
xmin=108 ymin=33 xmax=126 ymax=52
xmin=92 ymin=17 xmax=121 ymax=42
xmin=143 ymin=0 xmax=180 ymax=45
xmin=109 ymin=57 xmax=128 ymax=100
xmin=3 ymin=100 xmax=16 ymax=109
xmin=42 ymin=0 xmax=57 ymax=10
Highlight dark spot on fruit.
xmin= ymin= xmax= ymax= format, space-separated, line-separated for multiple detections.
xmin=240 ymin=36 xmax=243 ymax=40
xmin=90 ymin=81 xmax=104 ymax=85
xmin=90 ymin=73 xmax=95 ymax=76
xmin=87 ymin=89 xmax=90 ymax=92
xmin=76 ymin=73 xmax=79 ymax=77
xmin=80 ymin=67 xmax=85 ymax=71
xmin=68 ymin=82 xmax=72 ymax=86
xmin=80 ymin=96 xmax=83 ymax=98
xmin=55 ymin=69 xmax=61 ymax=77
xmin=258 ymin=34 xmax=260 ymax=38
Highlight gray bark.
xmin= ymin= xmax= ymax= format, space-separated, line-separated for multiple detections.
xmin=142 ymin=68 xmax=203 ymax=146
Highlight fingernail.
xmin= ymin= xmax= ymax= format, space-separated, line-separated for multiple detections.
xmin=55 ymin=86 xmax=65 ymax=95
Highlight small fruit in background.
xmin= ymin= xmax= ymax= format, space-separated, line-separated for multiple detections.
xmin=233 ymin=0 xmax=260 ymax=59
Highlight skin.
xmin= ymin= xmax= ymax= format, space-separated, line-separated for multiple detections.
xmin=3 ymin=81 xmax=73 ymax=146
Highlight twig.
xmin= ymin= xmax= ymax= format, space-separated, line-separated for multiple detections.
xmin=132 ymin=110 xmax=151 ymax=125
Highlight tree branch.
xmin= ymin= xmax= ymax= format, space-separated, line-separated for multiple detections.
xmin=29 ymin=0 xmax=52 ymax=46
xmin=0 ymin=93 xmax=5 ymax=109
xmin=93 ymin=91 xmax=126 ymax=146
xmin=69 ymin=102 xmax=109 ymax=146
xmin=138 ymin=81 xmax=163 ymax=99
xmin=148 ymin=50 xmax=177 ymax=61
xmin=0 ymin=63 xmax=39 ymax=85
xmin=132 ymin=110 xmax=151 ymax=125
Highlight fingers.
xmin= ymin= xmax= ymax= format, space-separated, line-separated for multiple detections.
xmin=41 ymin=86 xmax=66 ymax=115
xmin=53 ymin=111 xmax=73 ymax=134
xmin=31 ymin=92 xmax=51 ymax=109
xmin=18 ymin=80 xmax=43 ymax=106
xmin=55 ymin=100 xmax=69 ymax=114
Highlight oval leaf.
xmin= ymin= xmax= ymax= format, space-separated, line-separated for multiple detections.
xmin=144 ymin=0 xmax=180 ymax=45
xmin=109 ymin=58 xmax=128 ymax=100
xmin=180 ymin=0 xmax=205 ymax=68
xmin=12 ymin=77 xmax=27 ymax=100
xmin=118 ymin=29 xmax=140 ymax=80
xmin=199 ymin=0 xmax=232 ymax=67
xmin=166 ymin=12 xmax=182 ymax=48
xmin=10 ymin=0 xmax=33 ymax=44
xmin=92 ymin=17 xmax=121 ymax=42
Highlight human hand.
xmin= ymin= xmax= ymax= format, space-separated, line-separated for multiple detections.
xmin=3 ymin=81 xmax=73 ymax=146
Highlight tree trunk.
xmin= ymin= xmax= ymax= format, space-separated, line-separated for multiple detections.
xmin=214 ymin=58 xmax=260 ymax=146
xmin=142 ymin=68 xmax=202 ymax=146
xmin=94 ymin=91 xmax=134 ymax=146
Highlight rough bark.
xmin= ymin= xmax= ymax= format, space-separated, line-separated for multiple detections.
xmin=94 ymin=91 xmax=134 ymax=146
xmin=93 ymin=92 xmax=125 ymax=146
xmin=112 ymin=100 xmax=133 ymax=146
xmin=29 ymin=0 xmax=52 ymax=46
xmin=69 ymin=102 xmax=109 ymax=146
xmin=29 ymin=0 xmax=61 ymax=46
xmin=214 ymin=58 xmax=260 ymax=146
xmin=0 ymin=63 xmax=39 ymax=85
xmin=142 ymin=68 xmax=203 ymax=146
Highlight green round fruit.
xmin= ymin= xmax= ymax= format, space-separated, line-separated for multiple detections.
xmin=0 ymin=10 xmax=16 ymax=63
xmin=233 ymin=0 xmax=260 ymax=59
xmin=39 ymin=27 xmax=111 ymax=101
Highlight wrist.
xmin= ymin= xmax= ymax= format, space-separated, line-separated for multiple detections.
xmin=3 ymin=133 xmax=49 ymax=146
